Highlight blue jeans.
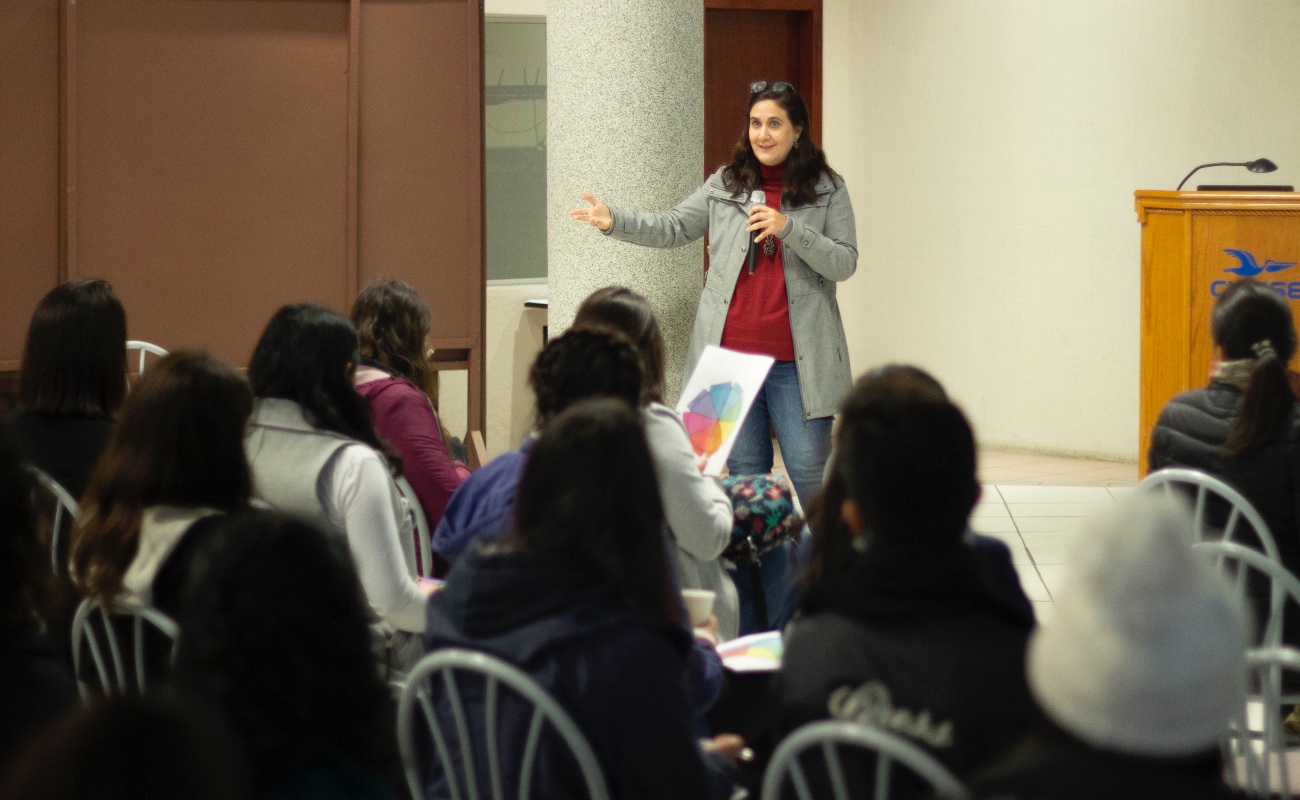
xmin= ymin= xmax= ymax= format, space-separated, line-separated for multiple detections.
xmin=725 ymin=361 xmax=832 ymax=633
xmin=726 ymin=361 xmax=833 ymax=511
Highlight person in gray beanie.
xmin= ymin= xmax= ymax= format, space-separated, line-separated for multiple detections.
xmin=973 ymin=491 xmax=1251 ymax=800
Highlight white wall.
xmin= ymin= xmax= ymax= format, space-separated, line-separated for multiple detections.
xmin=438 ymin=282 xmax=548 ymax=461
xmin=486 ymin=0 xmax=544 ymax=15
xmin=823 ymin=0 xmax=1300 ymax=461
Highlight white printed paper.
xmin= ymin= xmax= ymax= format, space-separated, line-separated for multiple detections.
xmin=674 ymin=345 xmax=774 ymax=476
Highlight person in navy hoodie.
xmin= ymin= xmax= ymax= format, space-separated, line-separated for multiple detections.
xmin=432 ymin=327 xmax=725 ymax=715
xmin=423 ymin=399 xmax=740 ymax=800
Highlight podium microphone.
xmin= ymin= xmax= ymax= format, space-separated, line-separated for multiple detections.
xmin=1176 ymin=158 xmax=1278 ymax=191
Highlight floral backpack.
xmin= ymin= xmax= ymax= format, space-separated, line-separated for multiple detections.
xmin=720 ymin=473 xmax=805 ymax=631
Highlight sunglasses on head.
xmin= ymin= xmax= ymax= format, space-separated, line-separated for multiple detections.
xmin=749 ymin=81 xmax=795 ymax=97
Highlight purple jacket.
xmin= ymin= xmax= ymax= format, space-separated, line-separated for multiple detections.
xmin=356 ymin=368 xmax=469 ymax=574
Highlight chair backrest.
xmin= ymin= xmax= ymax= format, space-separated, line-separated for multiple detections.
xmin=761 ymin=720 xmax=969 ymax=800
xmin=126 ymin=340 xmax=169 ymax=376
xmin=1139 ymin=468 xmax=1280 ymax=562
xmin=1195 ymin=541 xmax=1300 ymax=651
xmin=1226 ymin=646 xmax=1300 ymax=798
xmin=70 ymin=597 xmax=179 ymax=702
xmin=397 ymin=648 xmax=610 ymax=800
xmin=28 ymin=466 xmax=78 ymax=576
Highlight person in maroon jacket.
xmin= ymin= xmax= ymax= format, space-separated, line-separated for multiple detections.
xmin=352 ymin=279 xmax=470 ymax=577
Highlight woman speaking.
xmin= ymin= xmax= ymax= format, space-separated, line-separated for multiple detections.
xmin=570 ymin=81 xmax=857 ymax=507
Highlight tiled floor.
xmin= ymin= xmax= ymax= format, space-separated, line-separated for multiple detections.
xmin=979 ymin=448 xmax=1138 ymax=487
xmin=973 ymin=484 xmax=1135 ymax=623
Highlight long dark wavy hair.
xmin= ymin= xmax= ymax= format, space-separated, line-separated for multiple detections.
xmin=18 ymin=278 xmax=127 ymax=419
xmin=71 ymin=352 xmax=253 ymax=602
xmin=572 ymin=287 xmax=666 ymax=405
xmin=351 ymin=278 xmax=435 ymax=397
xmin=512 ymin=399 xmax=682 ymax=627
xmin=1213 ymin=279 xmax=1300 ymax=456
xmin=248 ymin=303 xmax=398 ymax=471
xmin=173 ymin=512 xmax=398 ymax=795
xmin=720 ymin=84 xmax=837 ymax=208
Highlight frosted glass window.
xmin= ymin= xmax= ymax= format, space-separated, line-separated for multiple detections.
xmin=485 ymin=17 xmax=546 ymax=281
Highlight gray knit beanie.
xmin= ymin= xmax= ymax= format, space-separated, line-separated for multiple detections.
xmin=1027 ymin=491 xmax=1251 ymax=756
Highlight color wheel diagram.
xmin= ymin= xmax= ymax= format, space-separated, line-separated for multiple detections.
xmin=683 ymin=382 xmax=744 ymax=457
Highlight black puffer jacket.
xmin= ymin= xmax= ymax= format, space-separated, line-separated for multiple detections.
xmin=972 ymin=715 xmax=1243 ymax=800
xmin=1148 ymin=382 xmax=1300 ymax=575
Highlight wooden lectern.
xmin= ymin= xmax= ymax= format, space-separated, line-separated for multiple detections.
xmin=1136 ymin=191 xmax=1300 ymax=472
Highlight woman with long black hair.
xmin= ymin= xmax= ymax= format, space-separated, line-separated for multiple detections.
xmin=1149 ymin=278 xmax=1300 ymax=568
xmin=570 ymin=82 xmax=856 ymax=511
xmin=10 ymin=278 xmax=127 ymax=500
xmin=1149 ymin=279 xmax=1300 ymax=717
xmin=245 ymin=304 xmax=431 ymax=643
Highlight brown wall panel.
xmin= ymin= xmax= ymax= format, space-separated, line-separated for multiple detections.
xmin=357 ymin=0 xmax=484 ymax=427
xmin=357 ymin=0 xmax=483 ymax=345
xmin=1 ymin=0 xmax=485 ymax=427
xmin=71 ymin=0 xmax=352 ymax=367
xmin=0 ymin=0 xmax=61 ymax=370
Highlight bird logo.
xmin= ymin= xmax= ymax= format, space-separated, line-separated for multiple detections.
xmin=1223 ymin=249 xmax=1297 ymax=277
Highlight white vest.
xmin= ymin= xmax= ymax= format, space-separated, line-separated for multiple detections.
xmin=244 ymin=398 xmax=422 ymax=577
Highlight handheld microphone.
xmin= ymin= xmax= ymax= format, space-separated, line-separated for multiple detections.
xmin=747 ymin=190 xmax=766 ymax=274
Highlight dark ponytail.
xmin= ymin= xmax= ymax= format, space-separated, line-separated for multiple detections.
xmin=1212 ymin=280 xmax=1299 ymax=457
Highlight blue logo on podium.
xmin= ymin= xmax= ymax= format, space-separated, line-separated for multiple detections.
xmin=1211 ymin=249 xmax=1300 ymax=298
xmin=1221 ymin=249 xmax=1296 ymax=277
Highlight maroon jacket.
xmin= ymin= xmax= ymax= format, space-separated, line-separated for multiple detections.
xmin=356 ymin=368 xmax=470 ymax=574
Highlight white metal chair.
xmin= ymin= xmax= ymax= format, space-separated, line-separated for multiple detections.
xmin=397 ymin=648 xmax=610 ymax=800
xmin=126 ymin=340 xmax=169 ymax=376
xmin=1140 ymin=468 xmax=1280 ymax=562
xmin=1225 ymin=647 xmax=1300 ymax=798
xmin=28 ymin=466 xmax=78 ymax=575
xmin=70 ymin=597 xmax=179 ymax=702
xmin=1196 ymin=541 xmax=1300 ymax=650
xmin=761 ymin=720 xmax=969 ymax=800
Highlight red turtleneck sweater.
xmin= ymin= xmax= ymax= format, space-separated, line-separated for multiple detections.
xmin=720 ymin=162 xmax=796 ymax=361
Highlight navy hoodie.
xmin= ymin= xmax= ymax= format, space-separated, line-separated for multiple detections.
xmin=421 ymin=546 xmax=733 ymax=800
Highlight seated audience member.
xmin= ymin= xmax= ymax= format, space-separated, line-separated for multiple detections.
xmin=972 ymin=493 xmax=1250 ymax=800
xmin=174 ymin=512 xmax=401 ymax=800
xmin=424 ymin=400 xmax=739 ymax=800
xmin=800 ymin=365 xmax=1032 ymax=621
xmin=351 ymin=279 xmax=470 ymax=575
xmin=572 ymin=287 xmax=739 ymax=639
xmin=432 ymin=328 xmax=644 ymax=563
xmin=0 ymin=695 xmax=249 ymax=800
xmin=70 ymin=352 xmax=253 ymax=621
xmin=777 ymin=398 xmax=1035 ymax=789
xmin=9 ymin=278 xmax=126 ymax=500
xmin=432 ymin=328 xmax=725 ymax=713
xmin=1149 ymin=278 xmax=1300 ymax=624
xmin=244 ymin=304 xmax=431 ymax=646
xmin=0 ymin=420 xmax=76 ymax=774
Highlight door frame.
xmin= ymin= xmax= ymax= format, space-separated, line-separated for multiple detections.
xmin=703 ymin=0 xmax=823 ymax=146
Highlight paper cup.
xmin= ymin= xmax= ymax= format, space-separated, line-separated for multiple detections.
xmin=681 ymin=589 xmax=716 ymax=626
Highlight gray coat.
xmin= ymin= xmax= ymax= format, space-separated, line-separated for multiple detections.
xmin=605 ymin=166 xmax=857 ymax=419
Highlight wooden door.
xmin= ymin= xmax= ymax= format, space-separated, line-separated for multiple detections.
xmin=704 ymin=0 xmax=821 ymax=177
xmin=703 ymin=0 xmax=821 ymax=276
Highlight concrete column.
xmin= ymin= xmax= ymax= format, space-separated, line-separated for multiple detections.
xmin=547 ymin=0 xmax=704 ymax=402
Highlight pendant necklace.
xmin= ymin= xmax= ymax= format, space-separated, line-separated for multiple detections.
xmin=763 ymin=237 xmax=777 ymax=257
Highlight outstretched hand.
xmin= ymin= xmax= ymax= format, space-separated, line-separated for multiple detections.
xmin=569 ymin=191 xmax=613 ymax=231
xmin=747 ymin=204 xmax=787 ymax=244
